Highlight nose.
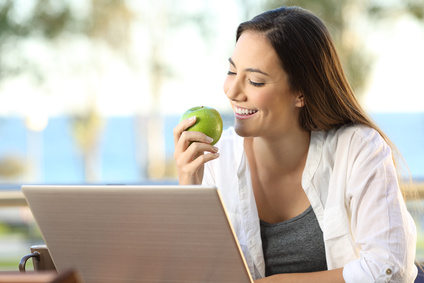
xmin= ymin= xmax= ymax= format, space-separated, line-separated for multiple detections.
xmin=223 ymin=76 xmax=246 ymax=102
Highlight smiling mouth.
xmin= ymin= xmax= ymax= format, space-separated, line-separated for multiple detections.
xmin=234 ymin=106 xmax=258 ymax=116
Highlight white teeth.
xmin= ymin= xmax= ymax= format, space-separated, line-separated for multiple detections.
xmin=235 ymin=106 xmax=257 ymax=115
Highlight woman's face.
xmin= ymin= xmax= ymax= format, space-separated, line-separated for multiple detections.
xmin=223 ymin=31 xmax=304 ymax=139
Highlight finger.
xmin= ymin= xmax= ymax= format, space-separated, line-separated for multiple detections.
xmin=176 ymin=142 xmax=218 ymax=168
xmin=174 ymin=131 xmax=214 ymax=158
xmin=173 ymin=116 xmax=197 ymax=146
xmin=182 ymin=131 xmax=214 ymax=145
xmin=184 ymin=152 xmax=220 ymax=174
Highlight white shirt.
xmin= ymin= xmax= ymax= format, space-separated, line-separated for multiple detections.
xmin=202 ymin=125 xmax=417 ymax=282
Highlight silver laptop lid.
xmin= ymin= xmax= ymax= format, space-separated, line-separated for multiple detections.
xmin=22 ymin=185 xmax=253 ymax=283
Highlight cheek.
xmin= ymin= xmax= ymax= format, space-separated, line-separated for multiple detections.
xmin=251 ymin=90 xmax=272 ymax=108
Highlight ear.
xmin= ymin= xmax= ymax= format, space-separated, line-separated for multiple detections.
xmin=294 ymin=93 xmax=305 ymax=108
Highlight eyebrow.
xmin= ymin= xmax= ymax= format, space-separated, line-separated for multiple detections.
xmin=228 ymin=57 xmax=270 ymax=76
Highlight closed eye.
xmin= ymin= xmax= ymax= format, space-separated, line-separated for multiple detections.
xmin=249 ymin=80 xmax=264 ymax=87
xmin=227 ymin=71 xmax=236 ymax=75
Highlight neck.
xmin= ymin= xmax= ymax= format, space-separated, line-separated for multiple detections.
xmin=247 ymin=129 xmax=311 ymax=177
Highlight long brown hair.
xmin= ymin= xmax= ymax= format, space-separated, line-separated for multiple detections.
xmin=236 ymin=6 xmax=413 ymax=191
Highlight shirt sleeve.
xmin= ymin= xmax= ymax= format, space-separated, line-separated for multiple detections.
xmin=342 ymin=129 xmax=417 ymax=282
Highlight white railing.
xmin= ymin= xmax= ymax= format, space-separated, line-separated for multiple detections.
xmin=0 ymin=190 xmax=27 ymax=207
xmin=1 ymin=182 xmax=424 ymax=207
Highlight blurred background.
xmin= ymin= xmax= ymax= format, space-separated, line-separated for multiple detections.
xmin=0 ymin=0 xmax=423 ymax=272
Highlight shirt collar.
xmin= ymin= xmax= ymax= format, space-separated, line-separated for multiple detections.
xmin=302 ymin=130 xmax=324 ymax=188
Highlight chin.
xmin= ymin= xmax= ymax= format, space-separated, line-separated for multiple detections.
xmin=234 ymin=124 xmax=255 ymax=138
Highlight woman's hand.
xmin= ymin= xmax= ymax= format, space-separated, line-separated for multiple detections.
xmin=173 ymin=116 xmax=220 ymax=185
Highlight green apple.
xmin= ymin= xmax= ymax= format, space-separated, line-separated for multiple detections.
xmin=179 ymin=106 xmax=223 ymax=146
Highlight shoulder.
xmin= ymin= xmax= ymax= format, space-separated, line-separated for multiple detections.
xmin=323 ymin=124 xmax=388 ymax=152
xmin=312 ymin=124 xmax=392 ymax=176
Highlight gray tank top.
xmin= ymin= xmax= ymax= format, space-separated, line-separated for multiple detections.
xmin=260 ymin=206 xmax=327 ymax=276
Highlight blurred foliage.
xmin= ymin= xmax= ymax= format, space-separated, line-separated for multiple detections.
xmin=0 ymin=155 xmax=25 ymax=178
xmin=0 ymin=0 xmax=134 ymax=41
xmin=0 ymin=0 xmax=134 ymax=75
xmin=70 ymin=108 xmax=104 ymax=182
xmin=71 ymin=111 xmax=103 ymax=154
xmin=368 ymin=0 xmax=424 ymax=20
xmin=0 ymin=222 xmax=11 ymax=234
xmin=29 ymin=0 xmax=73 ymax=39
xmin=0 ymin=0 xmax=222 ymax=181
xmin=261 ymin=0 xmax=424 ymax=96
xmin=0 ymin=0 xmax=134 ymax=182
xmin=84 ymin=0 xmax=134 ymax=53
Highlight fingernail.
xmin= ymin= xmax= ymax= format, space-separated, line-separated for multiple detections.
xmin=188 ymin=116 xmax=196 ymax=121
xmin=213 ymin=146 xmax=219 ymax=152
xmin=206 ymin=136 xmax=214 ymax=143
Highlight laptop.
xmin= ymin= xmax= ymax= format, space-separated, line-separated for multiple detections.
xmin=21 ymin=185 xmax=253 ymax=283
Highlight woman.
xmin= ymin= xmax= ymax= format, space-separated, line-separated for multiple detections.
xmin=173 ymin=6 xmax=417 ymax=282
